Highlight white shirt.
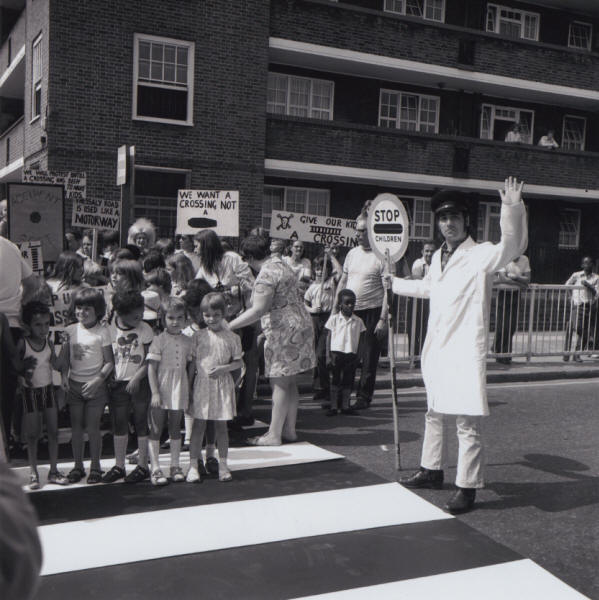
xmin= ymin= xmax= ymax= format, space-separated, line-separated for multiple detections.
xmin=325 ymin=312 xmax=366 ymax=354
xmin=65 ymin=322 xmax=111 ymax=382
xmin=0 ymin=237 xmax=33 ymax=327
xmin=495 ymin=255 xmax=531 ymax=290
xmin=304 ymin=278 xmax=336 ymax=313
xmin=411 ymin=257 xmax=431 ymax=280
xmin=565 ymin=270 xmax=599 ymax=305
xmin=283 ymin=256 xmax=312 ymax=282
xmin=109 ymin=320 xmax=153 ymax=381
xmin=343 ymin=246 xmax=385 ymax=311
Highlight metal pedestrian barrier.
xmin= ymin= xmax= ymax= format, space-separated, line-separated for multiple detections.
xmin=391 ymin=284 xmax=598 ymax=366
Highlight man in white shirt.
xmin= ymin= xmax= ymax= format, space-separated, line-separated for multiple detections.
xmin=335 ymin=212 xmax=388 ymax=410
xmin=493 ymin=255 xmax=531 ymax=364
xmin=563 ymin=256 xmax=599 ymax=362
xmin=409 ymin=241 xmax=435 ymax=365
xmin=537 ymin=130 xmax=559 ymax=149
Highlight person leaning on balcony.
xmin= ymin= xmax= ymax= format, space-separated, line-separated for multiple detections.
xmin=0 ymin=199 xmax=7 ymax=238
xmin=493 ymin=255 xmax=531 ymax=365
xmin=505 ymin=122 xmax=523 ymax=143
xmin=538 ymin=129 xmax=559 ymax=149
xmin=563 ymin=256 xmax=599 ymax=362
xmin=383 ymin=179 xmax=527 ymax=514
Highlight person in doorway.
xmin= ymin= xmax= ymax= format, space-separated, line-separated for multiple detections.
xmin=505 ymin=122 xmax=522 ymax=143
xmin=537 ymin=129 xmax=559 ymax=149
xmin=493 ymin=255 xmax=531 ymax=364
xmin=563 ymin=256 xmax=599 ymax=362
xmin=334 ymin=205 xmax=388 ymax=410
xmin=384 ymin=178 xmax=527 ymax=514
xmin=409 ymin=241 xmax=435 ymax=366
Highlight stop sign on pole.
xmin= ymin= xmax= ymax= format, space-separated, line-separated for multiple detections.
xmin=366 ymin=193 xmax=410 ymax=264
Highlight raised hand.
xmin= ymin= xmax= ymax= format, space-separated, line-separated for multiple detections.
xmin=499 ymin=176 xmax=524 ymax=206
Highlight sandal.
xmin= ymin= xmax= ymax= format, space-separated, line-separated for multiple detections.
xmin=67 ymin=467 xmax=86 ymax=483
xmin=205 ymin=456 xmax=219 ymax=475
xmin=124 ymin=465 xmax=150 ymax=483
xmin=87 ymin=469 xmax=103 ymax=484
xmin=28 ymin=473 xmax=41 ymax=490
xmin=102 ymin=465 xmax=126 ymax=483
xmin=151 ymin=469 xmax=169 ymax=486
xmin=218 ymin=467 xmax=233 ymax=482
xmin=170 ymin=466 xmax=185 ymax=483
xmin=47 ymin=470 xmax=69 ymax=486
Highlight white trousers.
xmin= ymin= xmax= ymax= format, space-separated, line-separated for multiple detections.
xmin=420 ymin=409 xmax=485 ymax=489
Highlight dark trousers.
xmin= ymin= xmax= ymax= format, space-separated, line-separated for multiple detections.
xmin=354 ymin=307 xmax=383 ymax=404
xmin=564 ymin=303 xmax=593 ymax=353
xmin=330 ymin=352 xmax=357 ymax=410
xmin=237 ymin=324 xmax=259 ymax=419
xmin=1 ymin=327 xmax=23 ymax=446
xmin=493 ymin=289 xmax=520 ymax=355
xmin=311 ymin=313 xmax=330 ymax=393
xmin=408 ymin=298 xmax=429 ymax=358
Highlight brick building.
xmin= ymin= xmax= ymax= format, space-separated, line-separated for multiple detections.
xmin=1 ymin=0 xmax=598 ymax=282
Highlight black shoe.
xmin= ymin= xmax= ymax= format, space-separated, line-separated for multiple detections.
xmin=124 ymin=465 xmax=150 ymax=483
xmin=101 ymin=465 xmax=126 ymax=483
xmin=399 ymin=467 xmax=444 ymax=489
xmin=444 ymin=487 xmax=476 ymax=514
xmin=351 ymin=399 xmax=371 ymax=410
xmin=233 ymin=415 xmax=255 ymax=427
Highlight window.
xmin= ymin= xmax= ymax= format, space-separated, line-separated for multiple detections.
xmin=134 ymin=168 xmax=190 ymax=239
xmin=480 ymin=104 xmax=534 ymax=144
xmin=411 ymin=198 xmax=434 ymax=240
xmin=569 ymin=22 xmax=592 ymax=50
xmin=486 ymin=4 xmax=540 ymax=41
xmin=262 ymin=185 xmax=330 ymax=230
xmin=384 ymin=0 xmax=446 ymax=22
xmin=558 ymin=209 xmax=580 ymax=249
xmin=379 ymin=90 xmax=439 ymax=133
xmin=267 ymin=73 xmax=334 ymax=120
xmin=133 ymin=34 xmax=194 ymax=125
xmin=477 ymin=202 xmax=501 ymax=243
xmin=562 ymin=116 xmax=586 ymax=151
xmin=31 ymin=35 xmax=42 ymax=120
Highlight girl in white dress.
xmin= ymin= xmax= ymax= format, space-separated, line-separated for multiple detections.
xmin=187 ymin=293 xmax=243 ymax=483
xmin=147 ymin=297 xmax=193 ymax=486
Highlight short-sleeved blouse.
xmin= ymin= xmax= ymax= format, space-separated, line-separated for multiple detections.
xmin=254 ymin=257 xmax=316 ymax=377
xmin=147 ymin=331 xmax=193 ymax=410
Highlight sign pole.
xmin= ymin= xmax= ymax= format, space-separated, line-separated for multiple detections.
xmin=385 ymin=248 xmax=401 ymax=471
xmin=91 ymin=228 xmax=99 ymax=263
xmin=366 ymin=193 xmax=410 ymax=477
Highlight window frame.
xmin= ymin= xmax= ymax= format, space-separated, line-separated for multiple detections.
xmin=31 ymin=34 xmax=42 ymax=122
xmin=384 ymin=0 xmax=446 ymax=23
xmin=266 ymin=73 xmax=335 ymax=121
xmin=132 ymin=33 xmax=195 ymax=126
xmin=558 ymin=208 xmax=581 ymax=250
xmin=486 ymin=3 xmax=540 ymax=41
xmin=568 ymin=21 xmax=592 ymax=50
xmin=410 ymin=197 xmax=435 ymax=240
xmin=480 ymin=103 xmax=535 ymax=144
xmin=378 ymin=88 xmax=440 ymax=134
xmin=562 ymin=115 xmax=586 ymax=151
xmin=262 ymin=185 xmax=331 ymax=230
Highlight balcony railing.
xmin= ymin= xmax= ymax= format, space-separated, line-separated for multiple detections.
xmin=392 ymin=284 xmax=597 ymax=365
xmin=266 ymin=115 xmax=599 ymax=190
xmin=270 ymin=0 xmax=599 ymax=93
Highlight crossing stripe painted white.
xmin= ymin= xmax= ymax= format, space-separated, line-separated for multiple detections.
xmin=296 ymin=559 xmax=589 ymax=599
xmin=38 ymin=482 xmax=450 ymax=575
xmin=18 ymin=442 xmax=343 ymax=492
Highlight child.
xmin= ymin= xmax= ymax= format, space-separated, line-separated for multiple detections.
xmin=166 ymin=253 xmax=196 ymax=297
xmin=103 ymin=290 xmax=154 ymax=483
xmin=305 ymin=252 xmax=341 ymax=404
xmin=324 ymin=289 xmax=366 ymax=416
xmin=145 ymin=268 xmax=172 ymax=303
xmin=18 ymin=302 xmax=68 ymax=489
xmin=106 ymin=259 xmax=145 ymax=322
xmin=146 ymin=297 xmax=193 ymax=485
xmin=187 ymin=293 xmax=243 ymax=483
xmin=62 ymin=288 xmax=114 ymax=483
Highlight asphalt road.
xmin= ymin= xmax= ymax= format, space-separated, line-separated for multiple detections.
xmin=281 ymin=378 xmax=599 ymax=599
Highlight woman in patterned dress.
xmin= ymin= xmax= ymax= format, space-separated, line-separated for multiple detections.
xmin=228 ymin=235 xmax=316 ymax=446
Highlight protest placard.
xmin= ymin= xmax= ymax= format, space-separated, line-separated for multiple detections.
xmin=71 ymin=197 xmax=120 ymax=231
xmin=176 ymin=190 xmax=239 ymax=237
xmin=23 ymin=169 xmax=86 ymax=204
xmin=269 ymin=210 xmax=358 ymax=248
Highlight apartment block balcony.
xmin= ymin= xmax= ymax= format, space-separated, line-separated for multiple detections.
xmin=0 ymin=115 xmax=24 ymax=181
xmin=270 ymin=0 xmax=599 ymax=110
xmin=0 ymin=7 xmax=25 ymax=100
xmin=265 ymin=115 xmax=599 ymax=198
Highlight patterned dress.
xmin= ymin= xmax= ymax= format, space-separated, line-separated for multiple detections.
xmin=189 ymin=328 xmax=242 ymax=420
xmin=255 ymin=257 xmax=316 ymax=377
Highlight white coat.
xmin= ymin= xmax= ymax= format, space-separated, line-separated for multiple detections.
xmin=391 ymin=202 xmax=527 ymax=416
